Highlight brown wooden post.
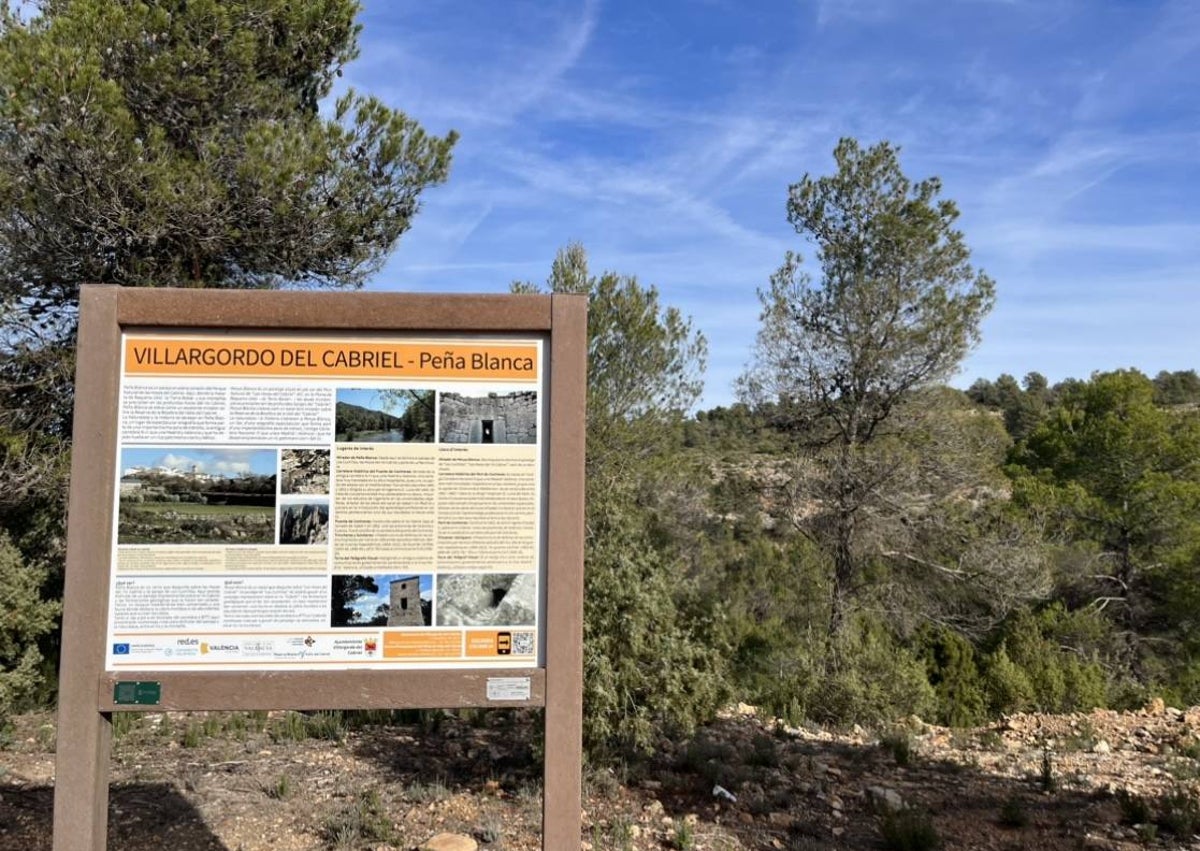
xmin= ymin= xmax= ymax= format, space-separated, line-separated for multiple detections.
xmin=54 ymin=286 xmax=121 ymax=851
xmin=543 ymin=293 xmax=587 ymax=848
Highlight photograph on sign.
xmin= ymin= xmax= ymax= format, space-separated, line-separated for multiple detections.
xmin=104 ymin=333 xmax=546 ymax=671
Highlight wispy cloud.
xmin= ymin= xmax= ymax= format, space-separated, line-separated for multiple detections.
xmin=353 ymin=0 xmax=1200 ymax=406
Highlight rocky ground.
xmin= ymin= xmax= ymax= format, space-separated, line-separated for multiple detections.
xmin=3 ymin=702 xmax=1200 ymax=850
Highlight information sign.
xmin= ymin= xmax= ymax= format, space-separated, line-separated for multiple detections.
xmin=53 ymin=289 xmax=585 ymax=851
xmin=107 ymin=332 xmax=546 ymax=671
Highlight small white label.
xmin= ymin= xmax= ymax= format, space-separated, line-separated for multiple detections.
xmin=486 ymin=676 xmax=532 ymax=701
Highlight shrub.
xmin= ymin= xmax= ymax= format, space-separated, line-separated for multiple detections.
xmin=814 ymin=618 xmax=936 ymax=726
xmin=1038 ymin=747 xmax=1057 ymax=792
xmin=879 ymin=808 xmax=942 ymax=851
xmin=671 ymin=818 xmax=695 ymax=850
xmin=582 ymin=502 xmax=727 ymax=756
xmin=1117 ymin=790 xmax=1152 ymax=826
xmin=998 ymin=794 xmax=1029 ymax=828
xmin=1156 ymin=791 xmax=1200 ymax=837
xmin=0 ymin=533 xmax=60 ymax=733
xmin=918 ymin=625 xmax=988 ymax=727
xmin=986 ymin=607 xmax=1108 ymax=713
xmin=880 ymin=731 xmax=914 ymax=767
xmin=983 ymin=644 xmax=1035 ymax=714
xmin=322 ymin=788 xmax=395 ymax=847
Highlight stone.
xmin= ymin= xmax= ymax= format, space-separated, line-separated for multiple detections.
xmin=865 ymin=785 xmax=906 ymax=813
xmin=1092 ymin=739 xmax=1112 ymax=755
xmin=768 ymin=811 xmax=794 ymax=828
xmin=418 ymin=834 xmax=478 ymax=851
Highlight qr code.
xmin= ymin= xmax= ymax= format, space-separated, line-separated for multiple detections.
xmin=510 ymin=631 xmax=534 ymax=656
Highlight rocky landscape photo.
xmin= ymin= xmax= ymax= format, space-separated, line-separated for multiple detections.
xmin=279 ymin=501 xmax=330 ymax=546
xmin=280 ymin=449 xmax=330 ymax=495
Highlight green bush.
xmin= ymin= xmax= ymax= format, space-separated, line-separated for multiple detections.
xmin=880 ymin=731 xmax=914 ymax=766
xmin=998 ymin=793 xmax=1029 ymax=828
xmin=0 ymin=532 xmax=60 ymax=732
xmin=717 ymin=536 xmax=831 ymax=723
xmin=983 ymin=606 xmax=1108 ymax=714
xmin=918 ymin=626 xmax=988 ymax=727
xmin=1156 ymin=791 xmax=1200 ymax=837
xmin=879 ymin=808 xmax=942 ymax=851
xmin=983 ymin=644 xmax=1035 ymax=714
xmin=583 ymin=502 xmax=728 ymax=756
xmin=815 ymin=618 xmax=937 ymax=726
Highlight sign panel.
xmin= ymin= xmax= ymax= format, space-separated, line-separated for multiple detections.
xmin=104 ymin=332 xmax=546 ymax=671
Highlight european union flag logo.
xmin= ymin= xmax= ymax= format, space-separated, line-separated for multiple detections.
xmin=112 ymin=643 xmax=130 ymax=655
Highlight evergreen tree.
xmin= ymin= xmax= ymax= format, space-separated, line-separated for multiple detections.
xmin=514 ymin=244 xmax=725 ymax=756
xmin=739 ymin=139 xmax=996 ymax=655
xmin=1011 ymin=370 xmax=1200 ymax=685
xmin=0 ymin=0 xmax=456 ymax=700
xmin=0 ymin=532 xmax=59 ymax=727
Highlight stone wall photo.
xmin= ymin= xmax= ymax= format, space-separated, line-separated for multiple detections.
xmin=435 ymin=572 xmax=536 ymax=626
xmin=438 ymin=391 xmax=537 ymax=444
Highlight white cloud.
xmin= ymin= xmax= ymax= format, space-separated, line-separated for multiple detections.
xmin=159 ymin=453 xmax=201 ymax=472
xmin=355 ymin=0 xmax=1200 ymax=407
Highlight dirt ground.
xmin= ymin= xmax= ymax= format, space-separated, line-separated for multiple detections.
xmin=3 ymin=704 xmax=1200 ymax=850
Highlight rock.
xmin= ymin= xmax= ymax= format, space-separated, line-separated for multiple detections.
xmin=1093 ymin=739 xmax=1112 ymax=755
xmin=1144 ymin=697 xmax=1166 ymax=715
xmin=768 ymin=811 xmax=794 ymax=828
xmin=865 ymin=785 xmax=906 ymax=813
xmin=418 ymin=834 xmax=478 ymax=851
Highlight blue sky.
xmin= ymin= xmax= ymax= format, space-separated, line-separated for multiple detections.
xmin=336 ymin=388 xmax=418 ymax=414
xmin=345 ymin=574 xmax=433 ymax=623
xmin=121 ymin=448 xmax=276 ymax=477
xmin=347 ymin=0 xmax=1200 ymax=407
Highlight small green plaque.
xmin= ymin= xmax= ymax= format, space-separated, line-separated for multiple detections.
xmin=113 ymin=681 xmax=161 ymax=706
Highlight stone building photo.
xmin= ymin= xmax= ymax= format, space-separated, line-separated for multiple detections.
xmin=438 ymin=391 xmax=537 ymax=444
xmin=330 ymin=574 xmax=432 ymax=628
xmin=387 ymin=575 xmax=432 ymax=626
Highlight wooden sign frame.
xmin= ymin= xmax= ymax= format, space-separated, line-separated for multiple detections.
xmin=53 ymin=286 xmax=586 ymax=851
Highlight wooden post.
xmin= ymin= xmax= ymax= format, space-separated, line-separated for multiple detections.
xmin=54 ymin=287 xmax=121 ymax=851
xmin=543 ymin=294 xmax=587 ymax=848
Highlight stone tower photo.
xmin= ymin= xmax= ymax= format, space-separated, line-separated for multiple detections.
xmin=387 ymin=576 xmax=425 ymax=626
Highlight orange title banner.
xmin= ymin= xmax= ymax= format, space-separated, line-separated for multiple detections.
xmin=124 ymin=337 xmax=539 ymax=380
